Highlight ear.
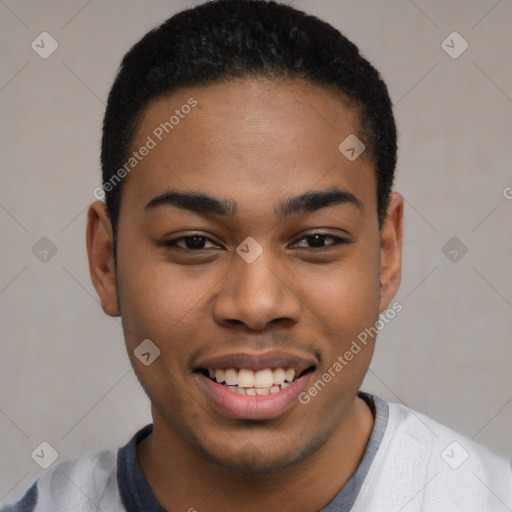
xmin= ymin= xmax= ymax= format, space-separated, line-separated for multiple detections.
xmin=86 ymin=201 xmax=120 ymax=317
xmin=379 ymin=192 xmax=404 ymax=312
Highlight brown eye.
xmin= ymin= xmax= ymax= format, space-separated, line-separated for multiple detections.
xmin=164 ymin=235 xmax=219 ymax=250
xmin=293 ymin=234 xmax=350 ymax=249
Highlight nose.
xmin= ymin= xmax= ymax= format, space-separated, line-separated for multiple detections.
xmin=212 ymin=249 xmax=301 ymax=331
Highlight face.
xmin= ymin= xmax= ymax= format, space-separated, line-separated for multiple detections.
xmin=87 ymin=77 xmax=402 ymax=473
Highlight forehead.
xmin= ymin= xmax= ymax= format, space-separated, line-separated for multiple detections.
xmin=122 ymin=77 xmax=376 ymax=216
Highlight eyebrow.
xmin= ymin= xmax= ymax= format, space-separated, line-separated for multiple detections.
xmin=144 ymin=187 xmax=362 ymax=219
xmin=276 ymin=187 xmax=362 ymax=219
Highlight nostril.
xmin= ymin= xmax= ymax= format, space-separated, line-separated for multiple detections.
xmin=225 ymin=319 xmax=245 ymax=327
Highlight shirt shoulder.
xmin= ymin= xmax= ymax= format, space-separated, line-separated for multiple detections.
xmin=352 ymin=401 xmax=512 ymax=512
xmin=388 ymin=401 xmax=511 ymax=470
xmin=1 ymin=449 xmax=125 ymax=512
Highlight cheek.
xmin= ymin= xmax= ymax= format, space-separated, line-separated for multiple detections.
xmin=115 ymin=249 xmax=197 ymax=355
xmin=300 ymin=244 xmax=381 ymax=331
xmin=116 ymin=259 xmax=200 ymax=408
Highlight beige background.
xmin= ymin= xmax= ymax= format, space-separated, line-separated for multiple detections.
xmin=1 ymin=0 xmax=511 ymax=502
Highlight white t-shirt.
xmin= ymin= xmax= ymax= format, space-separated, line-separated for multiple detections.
xmin=2 ymin=392 xmax=511 ymax=511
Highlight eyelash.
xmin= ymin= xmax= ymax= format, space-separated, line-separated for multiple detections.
xmin=162 ymin=233 xmax=351 ymax=251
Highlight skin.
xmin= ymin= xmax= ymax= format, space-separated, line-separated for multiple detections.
xmin=86 ymin=77 xmax=403 ymax=511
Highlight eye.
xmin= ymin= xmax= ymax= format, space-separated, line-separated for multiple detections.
xmin=292 ymin=233 xmax=350 ymax=249
xmin=163 ymin=235 xmax=220 ymax=250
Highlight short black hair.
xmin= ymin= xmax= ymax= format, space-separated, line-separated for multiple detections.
xmin=101 ymin=0 xmax=397 ymax=257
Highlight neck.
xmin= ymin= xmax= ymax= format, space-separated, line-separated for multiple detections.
xmin=138 ymin=396 xmax=375 ymax=512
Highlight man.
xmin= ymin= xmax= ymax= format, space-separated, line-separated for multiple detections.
xmin=3 ymin=0 xmax=511 ymax=510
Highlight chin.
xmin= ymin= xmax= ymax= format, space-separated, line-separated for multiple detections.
xmin=196 ymin=427 xmax=331 ymax=475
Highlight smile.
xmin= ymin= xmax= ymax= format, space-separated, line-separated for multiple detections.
xmin=199 ymin=367 xmax=314 ymax=396
xmin=194 ymin=353 xmax=317 ymax=419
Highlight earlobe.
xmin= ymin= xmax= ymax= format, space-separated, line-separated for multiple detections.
xmin=86 ymin=201 xmax=120 ymax=317
xmin=378 ymin=192 xmax=404 ymax=313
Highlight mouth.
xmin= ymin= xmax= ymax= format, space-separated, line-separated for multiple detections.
xmin=196 ymin=366 xmax=315 ymax=396
xmin=194 ymin=352 xmax=317 ymax=420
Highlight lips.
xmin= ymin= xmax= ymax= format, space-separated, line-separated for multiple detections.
xmin=194 ymin=351 xmax=317 ymax=419
xmin=195 ymin=351 xmax=316 ymax=373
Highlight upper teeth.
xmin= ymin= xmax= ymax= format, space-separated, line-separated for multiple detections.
xmin=208 ymin=368 xmax=296 ymax=388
